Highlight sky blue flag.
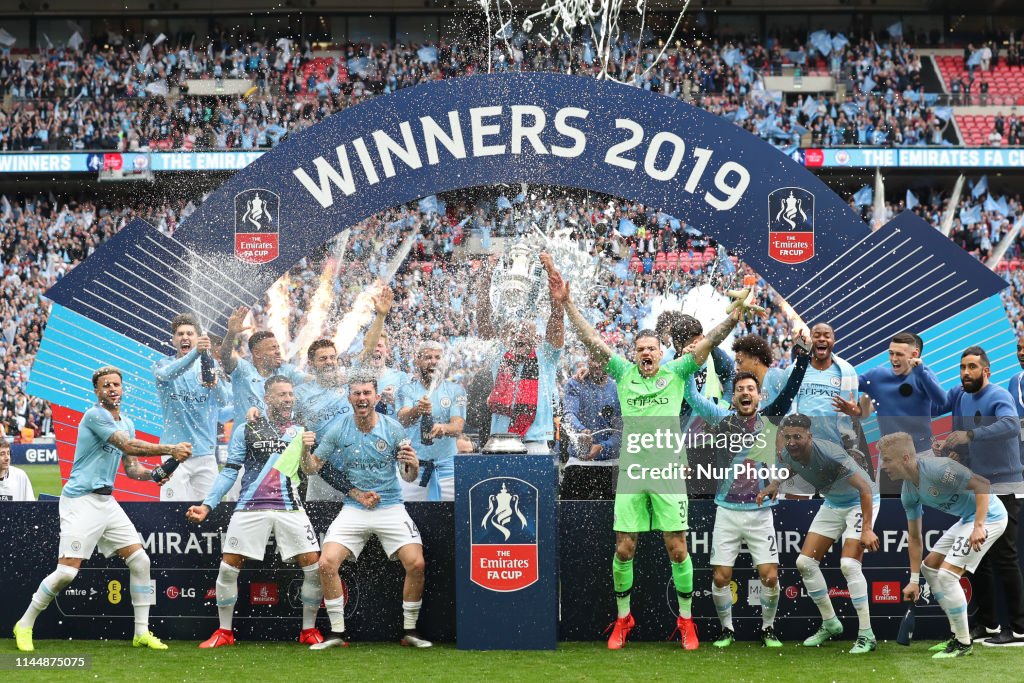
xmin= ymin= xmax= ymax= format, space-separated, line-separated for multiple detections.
xmin=996 ymin=195 xmax=1010 ymax=215
xmin=972 ymin=175 xmax=988 ymax=199
xmin=967 ymin=50 xmax=982 ymax=67
xmin=722 ymin=48 xmax=741 ymax=67
xmin=734 ymin=104 xmax=749 ymax=121
xmin=906 ymin=189 xmax=919 ymax=209
xmin=416 ymin=46 xmax=438 ymax=63
xmin=860 ymin=74 xmax=876 ymax=93
xmin=841 ymin=102 xmax=860 ymax=118
xmin=984 ymin=194 xmax=1000 ymax=213
xmin=613 ymin=260 xmax=630 ymax=280
xmin=801 ymin=95 xmax=818 ymax=117
xmin=853 ymin=185 xmax=873 ymax=206
xmin=495 ymin=195 xmax=512 ymax=210
xmin=740 ymin=63 xmax=755 ymax=83
xmin=717 ymin=244 xmax=735 ymax=274
xmin=785 ymin=50 xmax=806 ymax=65
xmin=669 ymin=217 xmax=681 ymax=230
xmin=809 ymin=30 xmax=832 ymax=56
xmin=960 ymin=204 xmax=981 ymax=225
xmin=418 ymin=195 xmax=439 ymax=214
xmin=618 ymin=217 xmax=637 ymax=237
xmin=887 ymin=22 xmax=903 ymax=38
xmin=832 ymin=34 xmax=849 ymax=53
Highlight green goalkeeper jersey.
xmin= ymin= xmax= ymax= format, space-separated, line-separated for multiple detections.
xmin=606 ymin=353 xmax=699 ymax=417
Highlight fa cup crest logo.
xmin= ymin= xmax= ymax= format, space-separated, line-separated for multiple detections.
xmin=469 ymin=477 xmax=539 ymax=591
xmin=234 ymin=188 xmax=280 ymax=264
xmin=767 ymin=186 xmax=815 ymax=264
xmin=481 ymin=482 xmax=527 ymax=541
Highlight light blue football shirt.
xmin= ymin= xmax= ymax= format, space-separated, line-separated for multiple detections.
xmin=63 ymin=405 xmax=136 ymax=498
xmin=315 ymin=413 xmax=407 ymax=509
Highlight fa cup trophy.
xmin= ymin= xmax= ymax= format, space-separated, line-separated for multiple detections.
xmin=489 ymin=241 xmax=548 ymax=326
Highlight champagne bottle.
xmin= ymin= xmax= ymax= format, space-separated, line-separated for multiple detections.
xmin=151 ymin=458 xmax=180 ymax=482
xmin=200 ymin=350 xmax=215 ymax=384
xmin=420 ymin=409 xmax=435 ymax=445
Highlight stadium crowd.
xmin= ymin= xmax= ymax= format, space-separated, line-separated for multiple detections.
xmin=0 ymin=27 xmax=1005 ymax=154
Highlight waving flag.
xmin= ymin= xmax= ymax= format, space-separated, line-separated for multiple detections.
xmin=809 ymin=31 xmax=832 ymax=56
xmin=971 ymin=175 xmax=988 ymax=199
xmin=853 ymin=186 xmax=873 ymax=207
xmin=960 ymin=204 xmax=981 ymax=225
xmin=906 ymin=190 xmax=919 ymax=210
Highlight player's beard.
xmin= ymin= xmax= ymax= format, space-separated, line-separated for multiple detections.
xmin=961 ymin=376 xmax=984 ymax=393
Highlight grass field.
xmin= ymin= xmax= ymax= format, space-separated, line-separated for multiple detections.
xmin=21 ymin=465 xmax=62 ymax=498
xmin=2 ymin=640 xmax=1022 ymax=682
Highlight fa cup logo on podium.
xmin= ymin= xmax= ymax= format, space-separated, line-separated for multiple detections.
xmin=481 ymin=482 xmax=527 ymax=541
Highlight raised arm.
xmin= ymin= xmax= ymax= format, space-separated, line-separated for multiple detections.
xmin=763 ymin=351 xmax=810 ymax=418
xmin=711 ymin=347 xmax=736 ymax=400
xmin=549 ymin=269 xmax=612 ymax=366
xmin=689 ymin=288 xmax=765 ymax=367
xmin=683 ymin=375 xmax=729 ymax=424
xmin=358 ymin=285 xmax=394 ymax=364
xmin=475 ymin=259 xmax=497 ymax=341
xmin=219 ymin=305 xmax=249 ymax=375
xmin=540 ymin=252 xmax=565 ymax=349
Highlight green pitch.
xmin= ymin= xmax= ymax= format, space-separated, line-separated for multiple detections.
xmin=22 ymin=465 xmax=62 ymax=498
xmin=3 ymin=640 xmax=1022 ymax=682
xmin=21 ymin=462 xmax=61 ymax=499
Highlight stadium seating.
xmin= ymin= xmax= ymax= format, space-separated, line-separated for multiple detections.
xmin=935 ymin=55 xmax=1024 ymax=99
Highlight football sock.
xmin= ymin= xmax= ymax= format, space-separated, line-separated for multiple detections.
xmin=215 ymin=561 xmax=240 ymax=631
xmin=403 ymin=600 xmax=422 ymax=630
xmin=841 ymin=557 xmax=872 ymax=632
xmin=125 ymin=549 xmax=153 ymax=637
xmin=712 ymin=582 xmax=734 ymax=631
xmin=19 ymin=565 xmax=78 ymax=628
xmin=324 ymin=596 xmax=345 ymax=634
xmin=760 ymin=582 xmax=780 ymax=628
xmin=935 ymin=568 xmax=970 ymax=645
xmin=612 ymin=556 xmax=633 ymax=618
xmin=796 ymin=554 xmax=836 ymax=621
xmin=300 ymin=562 xmax=322 ymax=630
xmin=672 ymin=556 xmax=694 ymax=619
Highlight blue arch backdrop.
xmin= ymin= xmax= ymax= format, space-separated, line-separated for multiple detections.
xmin=28 ymin=73 xmax=1017 ymax=493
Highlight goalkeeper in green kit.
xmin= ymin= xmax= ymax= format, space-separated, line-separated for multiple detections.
xmin=550 ymin=273 xmax=763 ymax=650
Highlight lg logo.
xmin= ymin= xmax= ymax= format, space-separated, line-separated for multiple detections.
xmin=165 ymin=586 xmax=196 ymax=599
